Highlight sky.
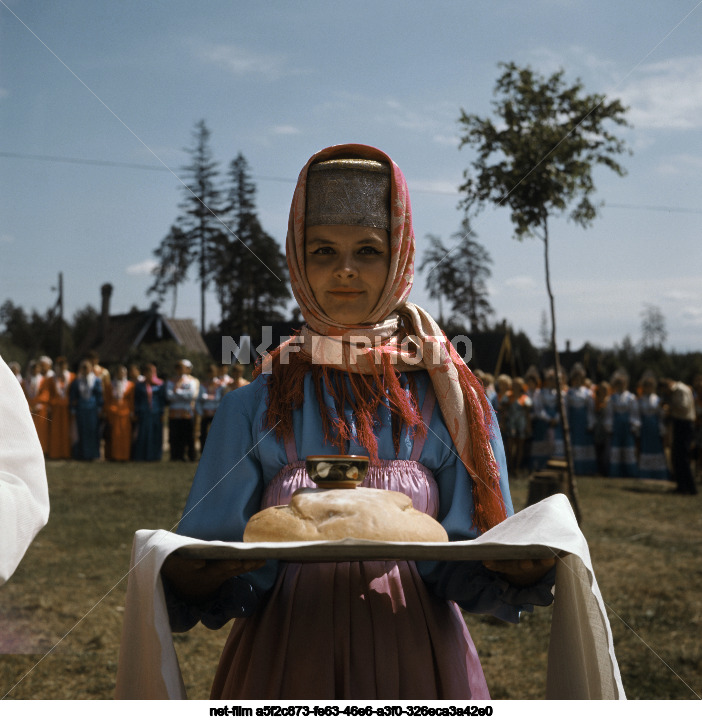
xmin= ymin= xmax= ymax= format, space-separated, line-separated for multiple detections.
xmin=1 ymin=0 xmax=702 ymax=356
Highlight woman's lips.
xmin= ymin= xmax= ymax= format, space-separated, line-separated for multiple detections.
xmin=327 ymin=288 xmax=363 ymax=296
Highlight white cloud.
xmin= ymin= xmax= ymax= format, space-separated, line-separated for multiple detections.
xmin=432 ymin=134 xmax=460 ymax=147
xmin=663 ymin=288 xmax=699 ymax=302
xmin=656 ymin=153 xmax=702 ymax=176
xmin=126 ymin=259 xmax=158 ymax=276
xmin=378 ymin=97 xmax=456 ymax=134
xmin=681 ymin=306 xmax=702 ymax=325
xmin=0 ymin=88 xmax=8 ymax=100
xmin=272 ymin=125 xmax=301 ymax=135
xmin=530 ymin=45 xmax=617 ymax=78
xmin=617 ymin=56 xmax=702 ymax=130
xmin=504 ymin=275 xmax=538 ymax=290
xmin=409 ymin=180 xmax=458 ymax=196
xmin=0 ymin=233 xmax=14 ymax=244
xmin=194 ymin=43 xmax=293 ymax=80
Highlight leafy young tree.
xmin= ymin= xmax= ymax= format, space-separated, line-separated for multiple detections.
xmin=458 ymin=62 xmax=630 ymax=520
xmin=419 ymin=218 xmax=494 ymax=333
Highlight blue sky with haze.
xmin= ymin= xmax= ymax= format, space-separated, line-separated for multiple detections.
xmin=2 ymin=0 xmax=701 ymax=354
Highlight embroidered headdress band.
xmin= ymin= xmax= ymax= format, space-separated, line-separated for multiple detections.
xmin=305 ymin=158 xmax=391 ymax=230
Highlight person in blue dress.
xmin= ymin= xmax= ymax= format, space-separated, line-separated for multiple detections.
xmin=195 ymin=363 xmax=223 ymax=453
xmin=637 ymin=373 xmax=669 ymax=480
xmin=132 ymin=363 xmax=166 ymax=462
xmin=69 ymin=359 xmax=103 ymax=460
xmin=530 ymin=369 xmax=563 ymax=470
xmin=604 ymin=370 xmax=640 ymax=478
xmin=592 ymin=381 xmax=611 ymax=476
xmin=566 ymin=363 xmax=597 ymax=475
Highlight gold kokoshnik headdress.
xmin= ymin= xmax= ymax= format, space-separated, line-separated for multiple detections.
xmin=305 ymin=158 xmax=391 ymax=230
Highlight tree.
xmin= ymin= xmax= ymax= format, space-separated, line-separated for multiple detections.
xmin=214 ymin=153 xmax=289 ymax=337
xmin=0 ymin=300 xmax=71 ymax=361
xmin=640 ymin=303 xmax=667 ymax=351
xmin=449 ymin=218 xmax=494 ymax=333
xmin=148 ymin=225 xmax=193 ymax=317
xmin=458 ymin=62 xmax=631 ymax=521
xmin=419 ymin=218 xmax=494 ymax=333
xmin=419 ymin=234 xmax=454 ymax=325
xmin=176 ymin=120 xmax=225 ymax=333
xmin=72 ymin=304 xmax=100 ymax=353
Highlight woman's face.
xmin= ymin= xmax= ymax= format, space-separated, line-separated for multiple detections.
xmin=305 ymin=224 xmax=390 ymax=325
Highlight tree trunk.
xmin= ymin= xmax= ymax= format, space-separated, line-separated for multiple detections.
xmin=171 ymin=284 xmax=178 ymax=319
xmin=200 ymin=220 xmax=206 ymax=334
xmin=543 ymin=218 xmax=582 ymax=523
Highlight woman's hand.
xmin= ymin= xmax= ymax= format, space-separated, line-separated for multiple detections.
xmin=161 ymin=552 xmax=265 ymax=604
xmin=482 ymin=557 xmax=556 ymax=587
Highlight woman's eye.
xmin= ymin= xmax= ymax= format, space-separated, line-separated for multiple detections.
xmin=311 ymin=246 xmax=334 ymax=255
xmin=359 ymin=245 xmax=382 ymax=255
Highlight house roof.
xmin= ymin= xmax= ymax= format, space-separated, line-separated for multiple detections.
xmin=76 ymin=309 xmax=210 ymax=364
xmin=163 ymin=318 xmax=210 ymax=355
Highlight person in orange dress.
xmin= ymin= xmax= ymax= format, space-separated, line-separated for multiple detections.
xmin=105 ymin=365 xmax=135 ymax=461
xmin=48 ymin=356 xmax=74 ymax=460
xmin=23 ymin=360 xmax=51 ymax=455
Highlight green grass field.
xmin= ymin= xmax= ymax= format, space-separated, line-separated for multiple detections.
xmin=0 ymin=460 xmax=700 ymax=700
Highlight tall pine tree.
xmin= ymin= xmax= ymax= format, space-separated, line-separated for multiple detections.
xmin=419 ymin=218 xmax=493 ymax=333
xmin=175 ymin=120 xmax=224 ymax=332
xmin=214 ymin=153 xmax=289 ymax=337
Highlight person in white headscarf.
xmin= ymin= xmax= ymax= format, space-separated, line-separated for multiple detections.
xmin=0 ymin=354 xmax=50 ymax=584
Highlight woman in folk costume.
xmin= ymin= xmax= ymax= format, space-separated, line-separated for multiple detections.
xmin=105 ymin=365 xmax=135 ymax=461
xmin=604 ymin=370 xmax=640 ymax=478
xmin=132 ymin=363 xmax=165 ymax=462
xmin=48 ymin=356 xmax=74 ymax=460
xmin=69 ymin=359 xmax=103 ymax=461
xmin=636 ymin=372 xmax=669 ymax=480
xmin=23 ymin=360 xmax=51 ymax=455
xmin=565 ymin=363 xmax=597 ymax=475
xmin=592 ymin=380 xmax=611 ymax=476
xmin=162 ymin=145 xmax=554 ymax=700
xmin=530 ymin=368 xmax=563 ymax=471
xmin=195 ymin=363 xmax=223 ymax=453
xmin=506 ymin=376 xmax=531 ymax=477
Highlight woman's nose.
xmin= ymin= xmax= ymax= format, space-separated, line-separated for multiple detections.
xmin=332 ymin=254 xmax=358 ymax=278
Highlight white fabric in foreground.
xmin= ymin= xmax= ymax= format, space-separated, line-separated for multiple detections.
xmin=0 ymin=355 xmax=50 ymax=585
xmin=114 ymin=494 xmax=625 ymax=700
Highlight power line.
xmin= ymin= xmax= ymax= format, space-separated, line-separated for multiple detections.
xmin=4 ymin=150 xmax=702 ymax=214
xmin=0 ymin=150 xmax=171 ymax=172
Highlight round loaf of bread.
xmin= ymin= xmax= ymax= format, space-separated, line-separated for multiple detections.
xmin=243 ymin=487 xmax=448 ymax=543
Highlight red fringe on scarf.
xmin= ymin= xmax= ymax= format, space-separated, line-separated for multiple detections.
xmin=254 ymin=342 xmax=423 ymax=461
xmin=254 ymin=337 xmax=507 ymax=533
xmin=447 ymin=342 xmax=508 ymax=533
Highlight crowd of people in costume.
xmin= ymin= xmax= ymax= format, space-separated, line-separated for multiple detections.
xmin=475 ymin=363 xmax=701 ymax=495
xmin=10 ymin=352 xmax=248 ymax=464
xmin=10 ymin=350 xmax=702 ymax=495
